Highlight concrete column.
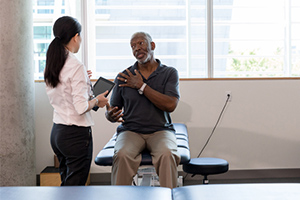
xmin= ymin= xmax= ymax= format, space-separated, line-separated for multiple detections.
xmin=0 ymin=0 xmax=35 ymax=186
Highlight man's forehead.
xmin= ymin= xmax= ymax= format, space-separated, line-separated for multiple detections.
xmin=131 ymin=34 xmax=147 ymax=42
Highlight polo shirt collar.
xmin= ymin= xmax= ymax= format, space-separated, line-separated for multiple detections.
xmin=132 ymin=59 xmax=162 ymax=80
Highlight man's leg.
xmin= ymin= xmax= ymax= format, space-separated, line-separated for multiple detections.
xmin=146 ymin=130 xmax=180 ymax=189
xmin=111 ymin=131 xmax=146 ymax=185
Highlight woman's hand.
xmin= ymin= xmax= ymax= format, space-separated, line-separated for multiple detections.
xmin=87 ymin=70 xmax=92 ymax=79
xmin=95 ymin=90 xmax=109 ymax=108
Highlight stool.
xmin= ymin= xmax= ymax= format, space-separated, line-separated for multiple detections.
xmin=183 ymin=157 xmax=229 ymax=184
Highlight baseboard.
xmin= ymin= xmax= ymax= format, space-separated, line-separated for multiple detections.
xmin=183 ymin=168 xmax=300 ymax=185
xmin=89 ymin=168 xmax=300 ymax=185
xmin=36 ymin=168 xmax=300 ymax=186
xmin=89 ymin=172 xmax=111 ymax=185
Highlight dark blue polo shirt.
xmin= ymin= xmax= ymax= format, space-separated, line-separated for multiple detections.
xmin=110 ymin=59 xmax=180 ymax=134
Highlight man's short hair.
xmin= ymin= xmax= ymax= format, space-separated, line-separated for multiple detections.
xmin=131 ymin=32 xmax=153 ymax=43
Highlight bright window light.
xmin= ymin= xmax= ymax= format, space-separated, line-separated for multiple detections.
xmin=33 ymin=0 xmax=300 ymax=80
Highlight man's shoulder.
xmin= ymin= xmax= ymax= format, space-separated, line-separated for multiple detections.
xmin=161 ymin=65 xmax=177 ymax=72
xmin=112 ymin=65 xmax=136 ymax=85
xmin=120 ymin=64 xmax=136 ymax=74
xmin=157 ymin=60 xmax=178 ymax=73
xmin=157 ymin=64 xmax=178 ymax=78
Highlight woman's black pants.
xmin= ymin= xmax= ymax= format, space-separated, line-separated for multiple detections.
xmin=50 ymin=123 xmax=92 ymax=186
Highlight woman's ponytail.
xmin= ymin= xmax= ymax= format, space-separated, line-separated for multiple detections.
xmin=44 ymin=16 xmax=81 ymax=88
xmin=44 ymin=37 xmax=67 ymax=88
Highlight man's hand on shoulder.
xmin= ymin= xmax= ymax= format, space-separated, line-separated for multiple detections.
xmin=117 ymin=69 xmax=143 ymax=89
xmin=105 ymin=103 xmax=124 ymax=123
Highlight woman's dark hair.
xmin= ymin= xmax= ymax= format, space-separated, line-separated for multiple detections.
xmin=44 ymin=16 xmax=82 ymax=88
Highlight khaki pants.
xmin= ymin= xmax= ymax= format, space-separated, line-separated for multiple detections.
xmin=111 ymin=130 xmax=181 ymax=188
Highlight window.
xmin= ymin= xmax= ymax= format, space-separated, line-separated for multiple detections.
xmin=33 ymin=0 xmax=300 ymax=80
xmin=87 ymin=0 xmax=207 ymax=78
xmin=33 ymin=0 xmax=81 ymax=80
xmin=213 ymin=0 xmax=300 ymax=77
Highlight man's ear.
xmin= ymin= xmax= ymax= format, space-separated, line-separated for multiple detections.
xmin=151 ymin=41 xmax=155 ymax=50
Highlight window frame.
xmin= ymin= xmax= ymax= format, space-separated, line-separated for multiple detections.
xmin=33 ymin=0 xmax=300 ymax=81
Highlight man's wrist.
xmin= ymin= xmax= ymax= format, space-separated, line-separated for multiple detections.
xmin=138 ymin=83 xmax=147 ymax=95
xmin=105 ymin=111 xmax=116 ymax=123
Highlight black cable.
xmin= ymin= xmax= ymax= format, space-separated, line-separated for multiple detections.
xmin=196 ymin=94 xmax=230 ymax=158
xmin=183 ymin=94 xmax=230 ymax=180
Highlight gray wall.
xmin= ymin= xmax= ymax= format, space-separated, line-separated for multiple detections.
xmin=0 ymin=0 xmax=35 ymax=186
xmin=35 ymin=79 xmax=300 ymax=174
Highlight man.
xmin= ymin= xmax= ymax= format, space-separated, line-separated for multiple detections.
xmin=105 ymin=32 xmax=180 ymax=188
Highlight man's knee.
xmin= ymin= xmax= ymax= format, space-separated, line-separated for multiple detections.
xmin=113 ymin=148 xmax=136 ymax=163
xmin=158 ymin=148 xmax=180 ymax=166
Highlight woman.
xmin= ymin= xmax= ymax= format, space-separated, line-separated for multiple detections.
xmin=44 ymin=16 xmax=108 ymax=186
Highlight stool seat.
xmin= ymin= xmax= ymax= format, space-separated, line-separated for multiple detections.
xmin=183 ymin=157 xmax=229 ymax=184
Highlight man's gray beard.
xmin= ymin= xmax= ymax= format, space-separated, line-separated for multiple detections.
xmin=138 ymin=54 xmax=151 ymax=64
